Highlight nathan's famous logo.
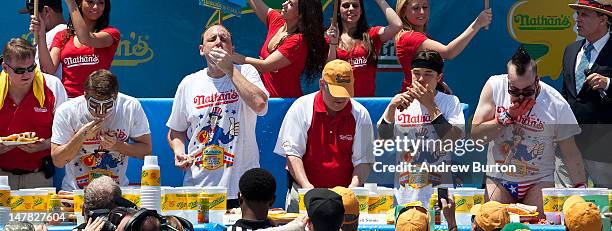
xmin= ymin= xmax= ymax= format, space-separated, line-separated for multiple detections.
xmin=513 ymin=14 xmax=572 ymax=31
xmin=193 ymin=90 xmax=240 ymax=109
xmin=113 ymin=32 xmax=154 ymax=67
xmin=508 ymin=0 xmax=577 ymax=80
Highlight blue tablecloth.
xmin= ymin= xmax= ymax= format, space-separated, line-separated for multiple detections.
xmin=43 ymin=223 xmax=226 ymax=231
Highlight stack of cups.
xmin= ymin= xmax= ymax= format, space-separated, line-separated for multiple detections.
xmin=140 ymin=156 xmax=161 ymax=212
xmin=298 ymin=188 xmax=311 ymax=215
xmin=364 ymin=183 xmax=379 ymax=214
xmin=182 ymin=187 xmax=202 ymax=224
xmin=0 ymin=176 xmax=10 ymax=225
xmin=161 ymin=187 xmax=184 ymax=217
xmin=73 ymin=189 xmax=85 ymax=224
xmin=350 ymin=187 xmax=369 ymax=214
xmin=203 ymin=187 xmax=226 ymax=224
xmin=451 ymin=188 xmax=474 ymax=226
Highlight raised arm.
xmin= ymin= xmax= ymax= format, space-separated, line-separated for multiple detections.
xmin=420 ymin=9 xmax=492 ymax=59
xmin=248 ymin=0 xmax=272 ymax=24
xmin=30 ymin=14 xmax=61 ymax=74
xmin=64 ymin=0 xmax=116 ymax=48
xmin=234 ymin=50 xmax=292 ymax=73
xmin=375 ymin=0 xmax=402 ymax=42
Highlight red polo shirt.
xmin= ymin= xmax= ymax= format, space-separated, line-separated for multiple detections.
xmin=302 ymin=92 xmax=357 ymax=187
xmin=0 ymin=78 xmax=61 ymax=171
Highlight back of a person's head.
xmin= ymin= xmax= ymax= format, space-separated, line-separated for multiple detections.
xmin=305 ymin=188 xmax=345 ymax=231
xmin=2 ymin=221 xmax=35 ymax=231
xmin=84 ymin=176 xmax=122 ymax=217
xmin=164 ymin=216 xmax=185 ymax=231
xmin=239 ymin=168 xmax=276 ymax=203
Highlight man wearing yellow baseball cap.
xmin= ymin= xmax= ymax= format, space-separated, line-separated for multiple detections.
xmin=470 ymin=201 xmax=510 ymax=231
xmin=331 ymin=187 xmax=360 ymax=231
xmin=274 ymin=59 xmax=375 ymax=212
xmin=395 ymin=206 xmax=429 ymax=231
xmin=563 ymin=195 xmax=602 ymax=231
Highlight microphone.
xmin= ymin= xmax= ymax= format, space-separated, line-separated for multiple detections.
xmin=584 ymin=68 xmax=608 ymax=99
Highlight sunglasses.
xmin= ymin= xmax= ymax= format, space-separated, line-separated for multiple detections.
xmin=508 ymin=79 xmax=538 ymax=98
xmin=341 ymin=2 xmax=360 ymax=9
xmin=5 ymin=62 xmax=37 ymax=74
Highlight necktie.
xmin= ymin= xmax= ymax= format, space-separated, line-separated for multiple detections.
xmin=575 ymin=43 xmax=595 ymax=93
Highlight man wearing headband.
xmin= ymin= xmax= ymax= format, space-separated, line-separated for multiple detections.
xmin=167 ymin=24 xmax=269 ymax=209
xmin=274 ymin=59 xmax=374 ymax=212
xmin=377 ymin=50 xmax=464 ymax=208
xmin=471 ymin=47 xmax=586 ymax=215
xmin=557 ymin=0 xmax=612 ymax=188
xmin=51 ymin=69 xmax=152 ymax=190
xmin=0 ymin=38 xmax=67 ymax=189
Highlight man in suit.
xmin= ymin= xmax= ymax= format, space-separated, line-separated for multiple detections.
xmin=559 ymin=0 xmax=612 ymax=188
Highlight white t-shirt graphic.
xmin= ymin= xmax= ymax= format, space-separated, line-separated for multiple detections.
xmin=487 ymin=75 xmax=580 ymax=183
xmin=166 ymin=64 xmax=268 ymax=199
xmin=51 ymin=94 xmax=151 ymax=190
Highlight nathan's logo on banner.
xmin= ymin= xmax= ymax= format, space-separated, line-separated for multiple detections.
xmin=113 ymin=32 xmax=154 ymax=67
xmin=512 ymin=14 xmax=572 ymax=30
xmin=508 ymin=0 xmax=577 ymax=80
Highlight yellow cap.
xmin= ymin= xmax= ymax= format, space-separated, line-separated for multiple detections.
xmin=322 ymin=60 xmax=354 ymax=98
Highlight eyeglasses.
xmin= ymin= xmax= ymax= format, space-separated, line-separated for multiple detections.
xmin=508 ymin=79 xmax=538 ymax=98
xmin=5 ymin=62 xmax=37 ymax=74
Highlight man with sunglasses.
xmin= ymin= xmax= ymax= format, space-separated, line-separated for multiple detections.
xmin=274 ymin=60 xmax=374 ymax=212
xmin=0 ymin=38 xmax=67 ymax=189
xmin=472 ymin=47 xmax=587 ymax=215
xmin=20 ymin=0 xmax=66 ymax=79
xmin=558 ymin=0 xmax=612 ymax=189
xmin=51 ymin=69 xmax=152 ymax=190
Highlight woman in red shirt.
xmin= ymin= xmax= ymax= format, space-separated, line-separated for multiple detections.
xmin=326 ymin=0 xmax=402 ymax=97
xmin=233 ymin=0 xmax=326 ymax=98
xmin=30 ymin=0 xmax=120 ymax=98
xmin=395 ymin=0 xmax=492 ymax=92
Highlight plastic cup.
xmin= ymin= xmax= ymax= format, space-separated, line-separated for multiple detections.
xmin=202 ymin=187 xmax=226 ymax=224
xmin=350 ymin=187 xmax=369 ymax=214
xmin=20 ymin=189 xmax=48 ymax=212
xmin=542 ymin=188 xmax=561 ymax=224
xmin=144 ymin=156 xmax=158 ymax=165
xmin=452 ymin=188 xmax=474 ymax=226
xmin=364 ymin=183 xmax=378 ymax=193
xmin=608 ymin=189 xmax=612 ymax=213
xmin=181 ymin=187 xmax=202 ymax=224
xmin=298 ymin=188 xmax=311 ymax=215
xmin=73 ymin=189 xmax=85 ymax=224
xmin=370 ymin=187 xmax=393 ymax=214
xmin=583 ymin=188 xmax=608 ymax=214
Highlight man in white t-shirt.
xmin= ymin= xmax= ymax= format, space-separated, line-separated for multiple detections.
xmin=21 ymin=0 xmax=66 ymax=79
xmin=51 ymin=69 xmax=152 ymax=190
xmin=166 ymin=25 xmax=269 ymax=209
xmin=471 ymin=47 xmax=587 ymax=215
xmin=274 ymin=60 xmax=374 ymax=212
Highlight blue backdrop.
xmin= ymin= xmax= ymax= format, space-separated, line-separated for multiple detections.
xmin=0 ymin=0 xmax=581 ymax=117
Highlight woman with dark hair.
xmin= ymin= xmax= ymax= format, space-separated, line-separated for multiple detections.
xmin=326 ymin=0 xmax=401 ymax=96
xmin=30 ymin=0 xmax=120 ymax=98
xmin=233 ymin=0 xmax=326 ymax=97
xmin=395 ymin=0 xmax=492 ymax=92
xmin=377 ymin=50 xmax=464 ymax=208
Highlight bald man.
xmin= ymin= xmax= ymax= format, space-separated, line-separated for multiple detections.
xmin=166 ymin=25 xmax=269 ymax=209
